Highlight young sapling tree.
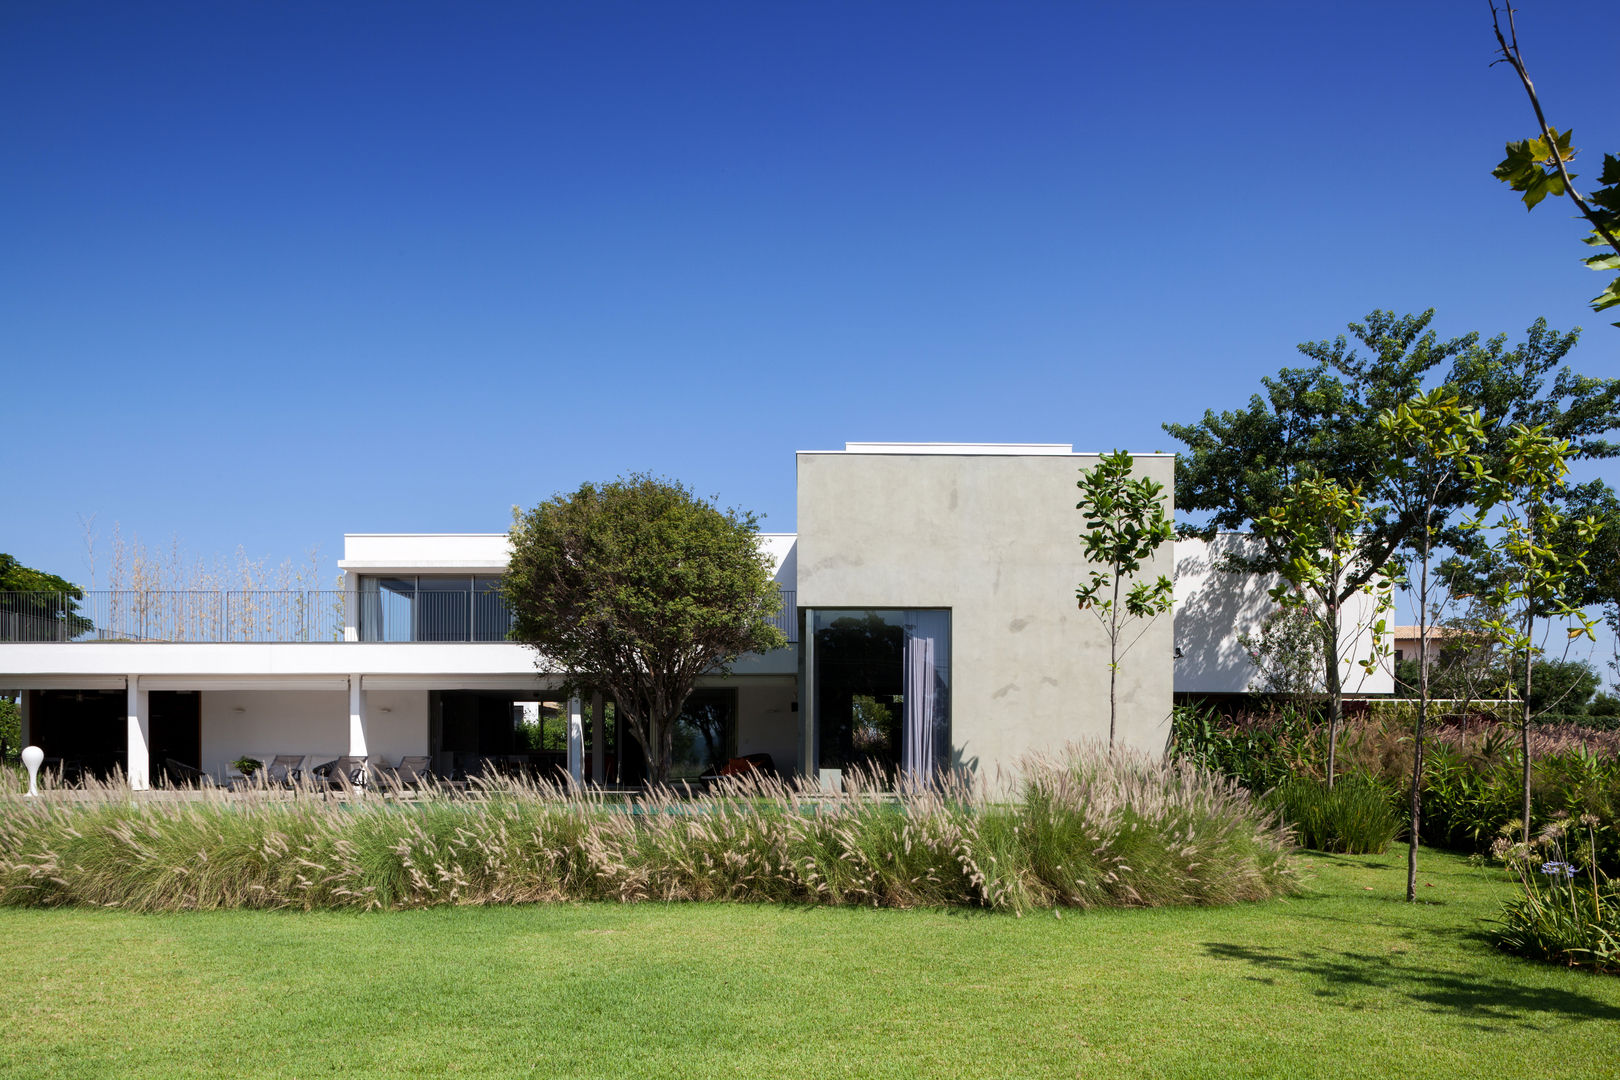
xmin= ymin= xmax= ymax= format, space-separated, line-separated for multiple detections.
xmin=1075 ymin=451 xmax=1175 ymax=747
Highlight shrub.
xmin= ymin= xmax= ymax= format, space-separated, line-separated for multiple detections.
xmin=1264 ymin=775 xmax=1401 ymax=854
xmin=1491 ymin=816 xmax=1620 ymax=975
xmin=1172 ymin=704 xmax=1620 ymax=870
xmin=0 ymin=746 xmax=1297 ymax=913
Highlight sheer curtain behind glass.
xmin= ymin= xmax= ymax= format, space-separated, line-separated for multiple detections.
xmin=902 ymin=610 xmax=950 ymax=784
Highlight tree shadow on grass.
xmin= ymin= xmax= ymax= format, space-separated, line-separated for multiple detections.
xmin=1201 ymin=941 xmax=1620 ymax=1031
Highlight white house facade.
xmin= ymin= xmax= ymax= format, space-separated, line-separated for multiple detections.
xmin=2 ymin=444 xmax=1386 ymax=791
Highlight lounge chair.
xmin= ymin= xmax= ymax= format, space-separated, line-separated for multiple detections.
xmin=263 ymin=754 xmax=306 ymax=786
xmin=162 ymin=758 xmax=212 ymax=787
xmin=376 ymin=755 xmax=432 ymax=789
xmin=316 ymin=755 xmax=370 ymax=790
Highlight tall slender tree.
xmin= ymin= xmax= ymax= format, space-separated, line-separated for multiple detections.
xmin=1378 ymin=391 xmax=1487 ymax=902
xmin=1466 ymin=426 xmax=1601 ymax=843
xmin=1254 ymin=477 xmax=1394 ymax=789
xmin=1074 ymin=451 xmax=1174 ymax=747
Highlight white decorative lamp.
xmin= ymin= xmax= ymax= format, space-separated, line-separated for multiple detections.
xmin=21 ymin=746 xmax=44 ymax=798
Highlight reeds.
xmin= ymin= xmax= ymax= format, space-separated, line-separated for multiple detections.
xmin=0 ymin=746 xmax=1296 ymax=913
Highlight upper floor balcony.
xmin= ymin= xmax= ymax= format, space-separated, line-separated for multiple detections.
xmin=0 ymin=587 xmax=799 ymax=646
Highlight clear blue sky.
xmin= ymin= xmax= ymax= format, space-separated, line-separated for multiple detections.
xmin=3 ymin=2 xmax=1616 ymax=665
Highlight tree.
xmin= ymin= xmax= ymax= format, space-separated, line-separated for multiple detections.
xmin=1378 ymin=391 xmax=1488 ymax=902
xmin=1489 ymin=2 xmax=1620 ymax=325
xmin=1254 ymin=476 xmax=1394 ymax=789
xmin=1166 ymin=308 xmax=1618 ymax=769
xmin=0 ymin=553 xmax=92 ymax=642
xmin=1465 ymin=425 xmax=1601 ymax=843
xmin=503 ymin=474 xmax=786 ymax=784
xmin=1238 ymin=600 xmax=1323 ymax=714
xmin=1074 ymin=451 xmax=1175 ymax=747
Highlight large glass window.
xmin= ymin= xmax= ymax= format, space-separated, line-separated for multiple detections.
xmin=357 ymin=576 xmax=513 ymax=642
xmin=669 ymin=689 xmax=737 ymax=781
xmin=811 ymin=609 xmax=950 ymax=783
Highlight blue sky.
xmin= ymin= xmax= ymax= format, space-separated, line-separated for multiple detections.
xmin=2 ymin=2 xmax=1616 ymax=666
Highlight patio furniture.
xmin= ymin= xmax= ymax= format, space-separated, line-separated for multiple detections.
xmin=264 ymin=754 xmax=306 ymax=786
xmin=376 ymin=755 xmax=433 ymax=789
xmin=162 ymin=758 xmax=212 ymax=787
xmin=315 ymin=755 xmax=370 ymax=790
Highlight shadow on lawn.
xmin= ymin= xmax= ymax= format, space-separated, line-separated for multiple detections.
xmin=1201 ymin=942 xmax=1620 ymax=1030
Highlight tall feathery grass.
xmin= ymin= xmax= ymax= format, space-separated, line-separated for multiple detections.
xmin=0 ymin=745 xmax=1297 ymax=913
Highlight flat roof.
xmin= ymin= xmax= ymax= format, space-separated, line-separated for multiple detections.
xmin=798 ymin=442 xmax=1174 ymax=456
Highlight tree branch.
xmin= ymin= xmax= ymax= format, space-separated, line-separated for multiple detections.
xmin=1490 ymin=1 xmax=1620 ymax=258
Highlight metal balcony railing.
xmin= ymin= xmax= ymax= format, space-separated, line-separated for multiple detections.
xmin=0 ymin=588 xmax=800 ymax=645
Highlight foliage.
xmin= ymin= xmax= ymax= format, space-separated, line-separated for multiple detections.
xmin=1464 ymin=424 xmax=1601 ymax=843
xmin=229 ymin=757 xmax=260 ymax=776
xmin=0 ymin=697 xmax=18 ymax=764
xmin=1074 ymin=450 xmax=1175 ymax=745
xmin=0 ymin=552 xmax=92 ymax=640
xmin=1489 ymin=3 xmax=1620 ymax=325
xmin=1264 ymin=775 xmax=1402 ymax=855
xmin=1169 ymin=702 xmax=1315 ymax=794
xmin=1254 ymin=474 xmax=1394 ymax=786
xmin=1237 ymin=602 xmax=1322 ymax=710
xmin=504 ymin=474 xmax=786 ymax=782
xmin=0 ymin=747 xmax=1297 ymax=914
xmin=1491 ymin=816 xmax=1620 ymax=975
xmin=1172 ymin=703 xmax=1620 ymax=874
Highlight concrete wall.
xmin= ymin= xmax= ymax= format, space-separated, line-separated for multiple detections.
xmin=1173 ymin=535 xmax=1394 ymax=696
xmin=796 ymin=447 xmax=1177 ymax=776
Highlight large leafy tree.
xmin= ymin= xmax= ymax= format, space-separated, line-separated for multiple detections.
xmin=1166 ymin=307 xmax=1617 ymax=601
xmin=0 ymin=553 xmax=92 ymax=642
xmin=503 ymin=474 xmax=786 ymax=784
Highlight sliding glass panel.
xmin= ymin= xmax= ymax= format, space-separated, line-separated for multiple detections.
xmin=361 ymin=577 xmax=417 ymax=642
xmin=417 ymin=576 xmax=471 ymax=642
xmin=811 ymin=608 xmax=951 ymax=783
xmin=669 ymin=689 xmax=736 ymax=780
xmin=473 ymin=576 xmax=512 ymax=641
xmin=812 ymin=610 xmax=905 ymax=776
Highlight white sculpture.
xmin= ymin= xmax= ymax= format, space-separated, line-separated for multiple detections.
xmin=21 ymin=745 xmax=44 ymax=798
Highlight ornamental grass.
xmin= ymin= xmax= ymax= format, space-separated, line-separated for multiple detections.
xmin=0 ymin=745 xmax=1296 ymax=913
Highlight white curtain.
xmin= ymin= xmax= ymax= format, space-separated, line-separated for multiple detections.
xmin=902 ymin=611 xmax=949 ymax=785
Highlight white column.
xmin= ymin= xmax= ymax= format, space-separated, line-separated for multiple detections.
xmin=127 ymin=675 xmax=150 ymax=791
xmin=590 ymin=692 xmax=605 ymax=785
xmin=342 ymin=570 xmax=360 ymax=642
xmin=348 ymin=675 xmax=369 ymax=758
xmin=566 ymin=694 xmax=584 ymax=785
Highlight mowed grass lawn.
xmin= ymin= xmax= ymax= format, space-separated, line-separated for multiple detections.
xmin=0 ymin=848 xmax=1615 ymax=1079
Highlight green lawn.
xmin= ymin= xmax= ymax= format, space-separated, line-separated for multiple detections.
xmin=0 ymin=848 xmax=1615 ymax=1079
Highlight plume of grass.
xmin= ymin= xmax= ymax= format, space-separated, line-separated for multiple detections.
xmin=0 ymin=745 xmax=1296 ymax=913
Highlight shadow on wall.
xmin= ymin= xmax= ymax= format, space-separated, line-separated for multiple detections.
xmin=1173 ymin=547 xmax=1276 ymax=694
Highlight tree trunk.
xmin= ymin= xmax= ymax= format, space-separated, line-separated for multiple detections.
xmin=1521 ymin=605 xmax=1534 ymax=845
xmin=1323 ymin=601 xmax=1342 ymax=792
xmin=1108 ymin=575 xmax=1120 ymax=747
xmin=1407 ymin=542 xmax=1429 ymax=904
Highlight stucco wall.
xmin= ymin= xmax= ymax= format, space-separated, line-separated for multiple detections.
xmin=796 ymin=449 xmax=1176 ymax=776
xmin=729 ymin=678 xmax=799 ymax=773
xmin=1173 ymin=535 xmax=1394 ymax=696
xmin=199 ymin=688 xmax=429 ymax=778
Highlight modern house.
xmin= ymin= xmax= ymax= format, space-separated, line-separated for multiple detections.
xmin=4 ymin=443 xmax=1384 ymax=791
